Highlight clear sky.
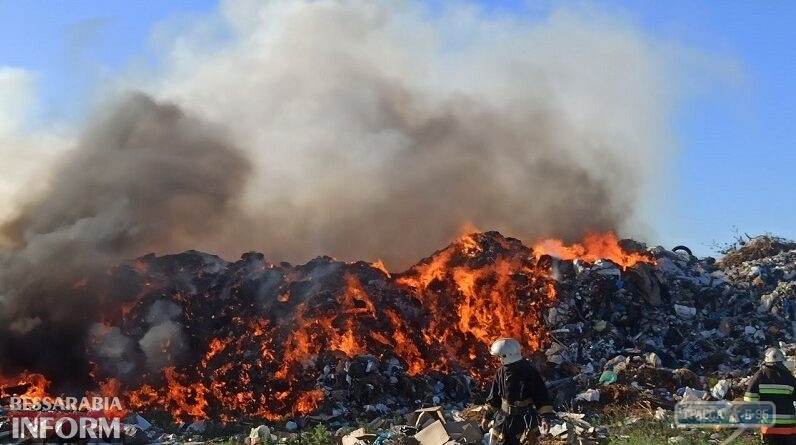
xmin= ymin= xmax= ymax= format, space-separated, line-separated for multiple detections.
xmin=616 ymin=0 xmax=796 ymax=254
xmin=1 ymin=0 xmax=794 ymax=256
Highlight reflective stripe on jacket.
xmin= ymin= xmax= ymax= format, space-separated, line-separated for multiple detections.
xmin=745 ymin=363 xmax=796 ymax=435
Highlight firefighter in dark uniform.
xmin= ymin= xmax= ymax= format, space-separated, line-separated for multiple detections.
xmin=745 ymin=347 xmax=796 ymax=445
xmin=480 ymin=338 xmax=556 ymax=445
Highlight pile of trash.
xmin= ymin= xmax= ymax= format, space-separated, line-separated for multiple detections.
xmin=533 ymin=235 xmax=796 ymax=442
xmin=124 ymin=233 xmax=796 ymax=444
xmin=2 ymin=232 xmax=796 ymax=444
xmin=545 ymin=234 xmax=796 ymax=383
xmin=76 ymin=231 xmax=557 ymax=420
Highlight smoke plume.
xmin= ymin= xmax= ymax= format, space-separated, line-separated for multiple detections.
xmin=0 ymin=93 xmax=250 ymax=378
xmin=3 ymin=2 xmax=682 ymax=268
xmin=144 ymin=0 xmax=677 ymax=266
xmin=0 ymin=0 xmax=689 ymax=382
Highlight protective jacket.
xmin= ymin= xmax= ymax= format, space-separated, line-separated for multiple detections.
xmin=745 ymin=363 xmax=796 ymax=435
xmin=484 ymin=358 xmax=554 ymax=445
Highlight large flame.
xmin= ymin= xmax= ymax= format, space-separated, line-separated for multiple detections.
xmin=396 ymin=232 xmax=557 ymax=372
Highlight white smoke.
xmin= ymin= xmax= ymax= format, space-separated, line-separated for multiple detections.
xmin=139 ymin=0 xmax=684 ymax=266
xmin=139 ymin=320 xmax=188 ymax=371
xmin=0 ymin=67 xmax=69 ymax=228
xmin=139 ymin=300 xmax=188 ymax=371
xmin=89 ymin=323 xmax=136 ymax=376
xmin=2 ymin=0 xmax=709 ymax=269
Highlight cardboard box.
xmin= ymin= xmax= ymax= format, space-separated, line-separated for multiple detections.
xmin=406 ymin=406 xmax=446 ymax=429
xmin=342 ymin=428 xmax=377 ymax=445
xmin=414 ymin=420 xmax=483 ymax=445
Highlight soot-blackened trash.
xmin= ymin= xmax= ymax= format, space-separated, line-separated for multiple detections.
xmin=2 ymin=233 xmax=796 ymax=444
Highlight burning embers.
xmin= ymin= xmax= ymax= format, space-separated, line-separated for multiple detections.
xmin=1 ymin=231 xmax=649 ymax=421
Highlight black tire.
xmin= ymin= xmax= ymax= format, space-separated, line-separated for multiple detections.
xmin=671 ymin=245 xmax=693 ymax=256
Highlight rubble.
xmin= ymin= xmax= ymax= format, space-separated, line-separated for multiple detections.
xmin=721 ymin=235 xmax=796 ymax=267
xmin=1 ymin=231 xmax=795 ymax=444
xmin=540 ymin=234 xmax=796 ymax=389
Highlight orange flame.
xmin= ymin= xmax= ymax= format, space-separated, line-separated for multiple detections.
xmin=294 ymin=390 xmax=325 ymax=415
xmin=0 ymin=372 xmax=52 ymax=400
xmin=533 ymin=231 xmax=653 ymax=269
xmin=396 ymin=232 xmax=557 ymax=377
xmin=125 ymin=368 xmax=210 ymax=420
xmin=371 ymin=259 xmax=391 ymax=277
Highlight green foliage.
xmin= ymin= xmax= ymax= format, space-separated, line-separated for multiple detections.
xmin=301 ymin=424 xmax=333 ymax=445
xmin=280 ymin=424 xmax=333 ymax=445
xmin=605 ymin=417 xmax=761 ymax=444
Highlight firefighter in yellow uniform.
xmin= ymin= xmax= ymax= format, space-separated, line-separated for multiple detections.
xmin=480 ymin=338 xmax=556 ymax=445
xmin=745 ymin=347 xmax=796 ymax=444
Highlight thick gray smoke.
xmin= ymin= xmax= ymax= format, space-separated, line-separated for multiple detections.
xmin=145 ymin=0 xmax=677 ymax=267
xmin=1 ymin=2 xmax=684 ymax=269
xmin=2 ymin=93 xmax=250 ymax=257
xmin=0 ymin=93 xmax=250 ymax=376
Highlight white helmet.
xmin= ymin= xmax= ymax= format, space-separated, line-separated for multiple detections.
xmin=764 ymin=347 xmax=786 ymax=364
xmin=490 ymin=338 xmax=523 ymax=365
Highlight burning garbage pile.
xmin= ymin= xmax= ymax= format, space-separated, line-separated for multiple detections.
xmin=2 ymin=230 xmax=562 ymax=422
xmin=1 ymin=231 xmax=795 ymax=440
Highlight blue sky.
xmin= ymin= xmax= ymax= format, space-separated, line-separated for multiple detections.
xmin=607 ymin=0 xmax=796 ymax=253
xmin=1 ymin=0 xmax=794 ymax=255
xmin=0 ymin=0 xmax=216 ymax=122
